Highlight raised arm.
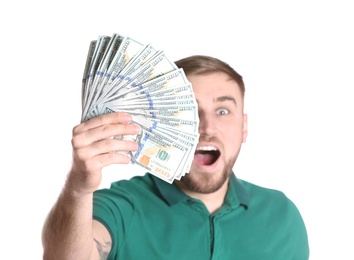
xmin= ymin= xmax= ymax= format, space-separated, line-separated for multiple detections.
xmin=42 ymin=112 xmax=140 ymax=260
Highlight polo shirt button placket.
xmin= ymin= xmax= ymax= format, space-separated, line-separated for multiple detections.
xmin=187 ymin=199 xmax=195 ymax=204
xmin=186 ymin=199 xmax=204 ymax=212
xmin=187 ymin=199 xmax=196 ymax=210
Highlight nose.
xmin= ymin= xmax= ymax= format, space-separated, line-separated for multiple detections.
xmin=198 ymin=110 xmax=217 ymax=136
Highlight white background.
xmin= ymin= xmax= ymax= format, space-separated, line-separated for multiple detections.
xmin=1 ymin=0 xmax=353 ymax=259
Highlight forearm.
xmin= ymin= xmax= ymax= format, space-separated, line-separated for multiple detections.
xmin=42 ymin=112 xmax=138 ymax=259
xmin=42 ymin=185 xmax=96 ymax=260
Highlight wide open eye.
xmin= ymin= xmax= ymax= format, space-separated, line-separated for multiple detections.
xmin=217 ymin=108 xmax=229 ymax=115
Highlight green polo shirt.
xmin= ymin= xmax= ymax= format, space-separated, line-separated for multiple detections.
xmin=93 ymin=173 xmax=309 ymax=259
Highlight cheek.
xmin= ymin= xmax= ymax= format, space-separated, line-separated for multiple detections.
xmin=222 ymin=129 xmax=244 ymax=161
xmin=216 ymin=115 xmax=245 ymax=142
xmin=222 ymin=125 xmax=245 ymax=148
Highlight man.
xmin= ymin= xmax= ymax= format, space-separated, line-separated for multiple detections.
xmin=42 ymin=55 xmax=309 ymax=259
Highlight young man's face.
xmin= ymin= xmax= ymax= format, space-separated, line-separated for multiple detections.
xmin=180 ymin=71 xmax=248 ymax=194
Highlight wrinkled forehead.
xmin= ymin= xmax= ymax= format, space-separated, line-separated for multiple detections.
xmin=186 ymin=69 xmax=245 ymax=97
xmin=187 ymin=71 xmax=242 ymax=90
xmin=188 ymin=72 xmax=244 ymax=106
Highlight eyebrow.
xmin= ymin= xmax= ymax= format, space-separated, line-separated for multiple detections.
xmin=216 ymin=95 xmax=237 ymax=105
xmin=196 ymin=95 xmax=237 ymax=106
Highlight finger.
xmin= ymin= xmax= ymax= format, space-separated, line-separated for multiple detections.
xmin=75 ymin=139 xmax=139 ymax=160
xmin=77 ymin=152 xmax=132 ymax=175
xmin=74 ymin=112 xmax=133 ymax=134
xmin=94 ymin=152 xmax=133 ymax=168
xmin=72 ymin=123 xmax=140 ymax=149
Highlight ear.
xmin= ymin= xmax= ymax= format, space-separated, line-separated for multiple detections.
xmin=242 ymin=114 xmax=248 ymax=143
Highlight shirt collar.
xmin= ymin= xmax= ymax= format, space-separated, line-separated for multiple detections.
xmin=150 ymin=172 xmax=250 ymax=208
xmin=227 ymin=173 xmax=250 ymax=209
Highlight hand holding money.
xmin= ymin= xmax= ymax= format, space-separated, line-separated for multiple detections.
xmin=81 ymin=33 xmax=199 ymax=183
xmin=70 ymin=112 xmax=140 ymax=194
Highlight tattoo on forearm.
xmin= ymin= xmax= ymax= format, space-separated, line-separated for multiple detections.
xmin=94 ymin=238 xmax=112 ymax=260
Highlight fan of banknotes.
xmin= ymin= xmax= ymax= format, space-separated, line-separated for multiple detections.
xmin=81 ymin=33 xmax=199 ymax=183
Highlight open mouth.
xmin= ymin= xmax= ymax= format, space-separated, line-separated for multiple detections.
xmin=194 ymin=146 xmax=220 ymax=166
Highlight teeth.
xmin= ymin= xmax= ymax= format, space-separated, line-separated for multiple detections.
xmin=197 ymin=146 xmax=217 ymax=151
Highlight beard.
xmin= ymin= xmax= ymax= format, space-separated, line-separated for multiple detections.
xmin=179 ymin=153 xmax=237 ymax=194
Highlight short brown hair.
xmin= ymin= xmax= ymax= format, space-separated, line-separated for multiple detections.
xmin=175 ymin=55 xmax=245 ymax=97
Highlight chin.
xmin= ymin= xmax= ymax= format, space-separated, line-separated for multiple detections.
xmin=179 ymin=150 xmax=238 ymax=194
xmin=180 ymin=167 xmax=230 ymax=194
